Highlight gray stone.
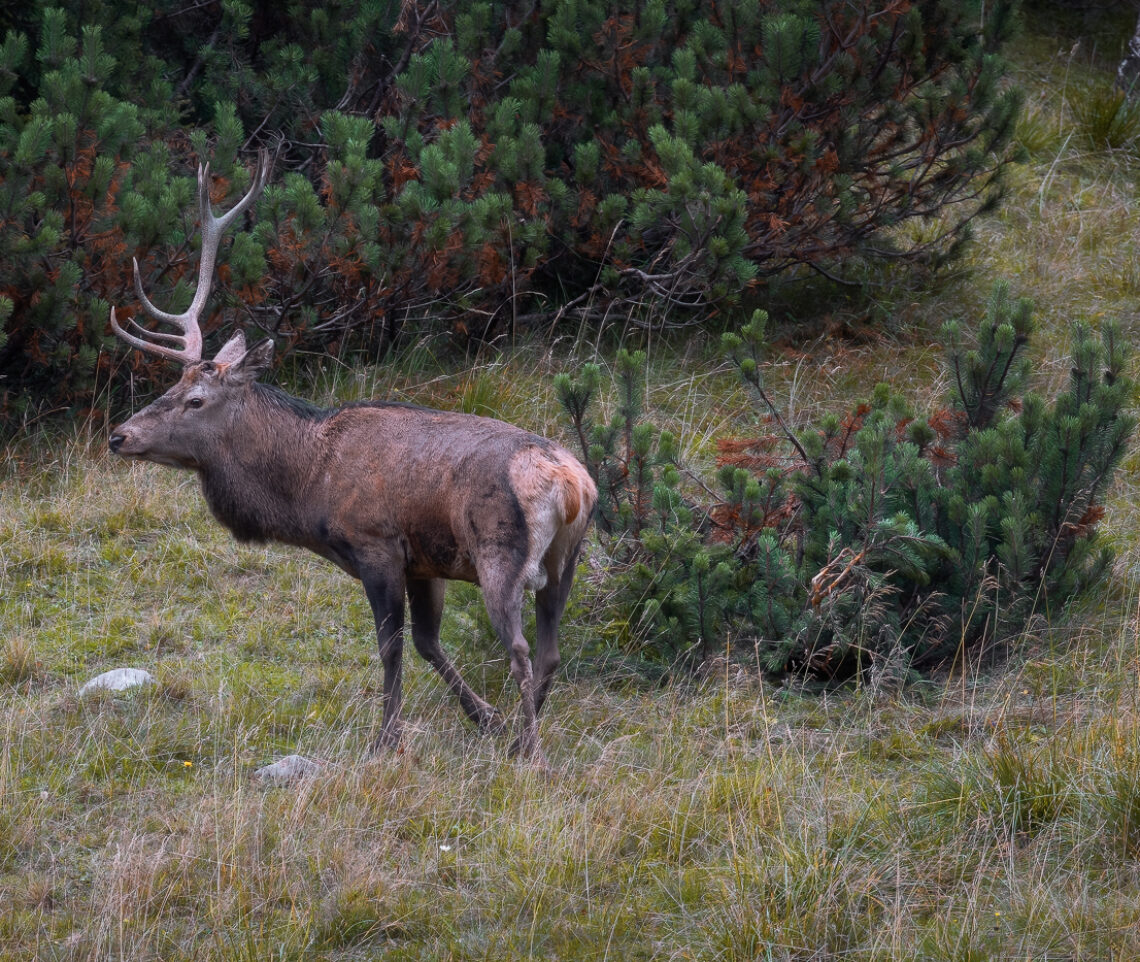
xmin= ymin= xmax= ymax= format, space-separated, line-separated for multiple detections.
xmin=78 ymin=667 xmax=155 ymax=695
xmin=252 ymin=754 xmax=324 ymax=784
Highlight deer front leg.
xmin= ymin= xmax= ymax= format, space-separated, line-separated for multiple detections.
xmin=407 ymin=578 xmax=504 ymax=734
xmin=363 ymin=575 xmax=406 ymax=753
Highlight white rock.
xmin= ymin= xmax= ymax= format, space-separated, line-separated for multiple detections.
xmin=253 ymin=754 xmax=324 ymax=784
xmin=79 ymin=667 xmax=156 ymax=696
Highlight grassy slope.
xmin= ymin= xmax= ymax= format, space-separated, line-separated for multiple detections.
xmin=5 ymin=11 xmax=1140 ymax=961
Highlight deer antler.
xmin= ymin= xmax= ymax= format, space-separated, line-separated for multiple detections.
xmin=111 ymin=148 xmax=272 ymax=365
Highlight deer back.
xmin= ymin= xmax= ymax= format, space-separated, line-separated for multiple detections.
xmin=287 ymin=399 xmax=594 ymax=589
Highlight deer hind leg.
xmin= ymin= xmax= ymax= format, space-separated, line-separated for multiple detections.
xmin=407 ymin=577 xmax=504 ymax=734
xmin=363 ymin=574 xmax=406 ymax=753
xmin=480 ymin=572 xmax=543 ymax=761
xmin=533 ymin=542 xmax=583 ymax=717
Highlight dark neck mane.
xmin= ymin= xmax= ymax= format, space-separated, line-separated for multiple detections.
xmin=198 ymin=384 xmax=323 ymax=544
xmin=253 ymin=382 xmax=330 ymax=421
xmin=196 ymin=383 xmax=419 ymax=544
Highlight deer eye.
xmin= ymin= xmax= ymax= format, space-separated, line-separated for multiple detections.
xmin=186 ymin=397 xmax=204 ymax=410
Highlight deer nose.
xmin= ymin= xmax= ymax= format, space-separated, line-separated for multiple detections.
xmin=108 ymin=431 xmax=126 ymax=454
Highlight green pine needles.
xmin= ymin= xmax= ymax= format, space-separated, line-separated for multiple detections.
xmin=558 ymin=284 xmax=1134 ymax=678
xmin=384 ymin=0 xmax=1022 ymax=326
xmin=1 ymin=1 xmax=1022 ymax=422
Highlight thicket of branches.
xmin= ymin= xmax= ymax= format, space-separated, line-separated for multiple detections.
xmin=0 ymin=0 xmax=1020 ymax=424
xmin=558 ymin=285 xmax=1134 ymax=676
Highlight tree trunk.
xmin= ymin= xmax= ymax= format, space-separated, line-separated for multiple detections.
xmin=1118 ymin=11 xmax=1140 ymax=95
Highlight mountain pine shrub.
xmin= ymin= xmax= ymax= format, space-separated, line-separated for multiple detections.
xmin=1 ymin=1 xmax=1022 ymax=424
xmin=555 ymin=350 xmax=746 ymax=662
xmin=0 ymin=4 xmax=420 ymax=425
xmin=559 ymin=284 xmax=1134 ymax=677
xmin=383 ymin=0 xmax=1023 ymax=329
xmin=0 ymin=11 xmax=152 ymax=421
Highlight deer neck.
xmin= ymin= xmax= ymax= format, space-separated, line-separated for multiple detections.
xmin=198 ymin=386 xmax=323 ymax=544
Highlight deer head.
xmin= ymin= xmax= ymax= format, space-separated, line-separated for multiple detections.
xmin=109 ymin=151 xmax=273 ymax=467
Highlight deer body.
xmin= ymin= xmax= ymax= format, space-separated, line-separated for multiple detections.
xmin=108 ymin=153 xmax=595 ymax=761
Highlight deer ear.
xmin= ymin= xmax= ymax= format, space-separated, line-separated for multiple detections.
xmin=225 ymin=338 xmax=275 ymax=385
xmin=212 ymin=331 xmax=248 ymax=365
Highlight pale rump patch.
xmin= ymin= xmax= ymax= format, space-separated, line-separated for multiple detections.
xmin=508 ymin=445 xmax=597 ymax=591
xmin=548 ymin=462 xmax=584 ymax=525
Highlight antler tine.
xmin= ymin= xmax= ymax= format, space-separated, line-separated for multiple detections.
xmin=110 ymin=149 xmax=272 ymax=366
xmin=209 ymin=148 xmax=271 ymax=235
xmin=131 ymin=257 xmax=200 ymax=337
xmin=110 ymin=310 xmax=197 ymax=364
xmin=183 ymin=148 xmax=271 ymax=339
xmin=107 ymin=257 xmax=201 ymax=362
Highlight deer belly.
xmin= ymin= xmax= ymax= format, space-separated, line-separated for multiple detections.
xmin=403 ymin=527 xmax=478 ymax=582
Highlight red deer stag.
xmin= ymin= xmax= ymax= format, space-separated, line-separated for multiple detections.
xmin=108 ymin=151 xmax=596 ymax=762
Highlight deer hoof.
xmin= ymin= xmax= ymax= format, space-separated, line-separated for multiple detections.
xmin=369 ymin=725 xmax=403 ymax=755
xmin=477 ymin=709 xmax=507 ymax=735
xmin=508 ymin=732 xmax=545 ymax=763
